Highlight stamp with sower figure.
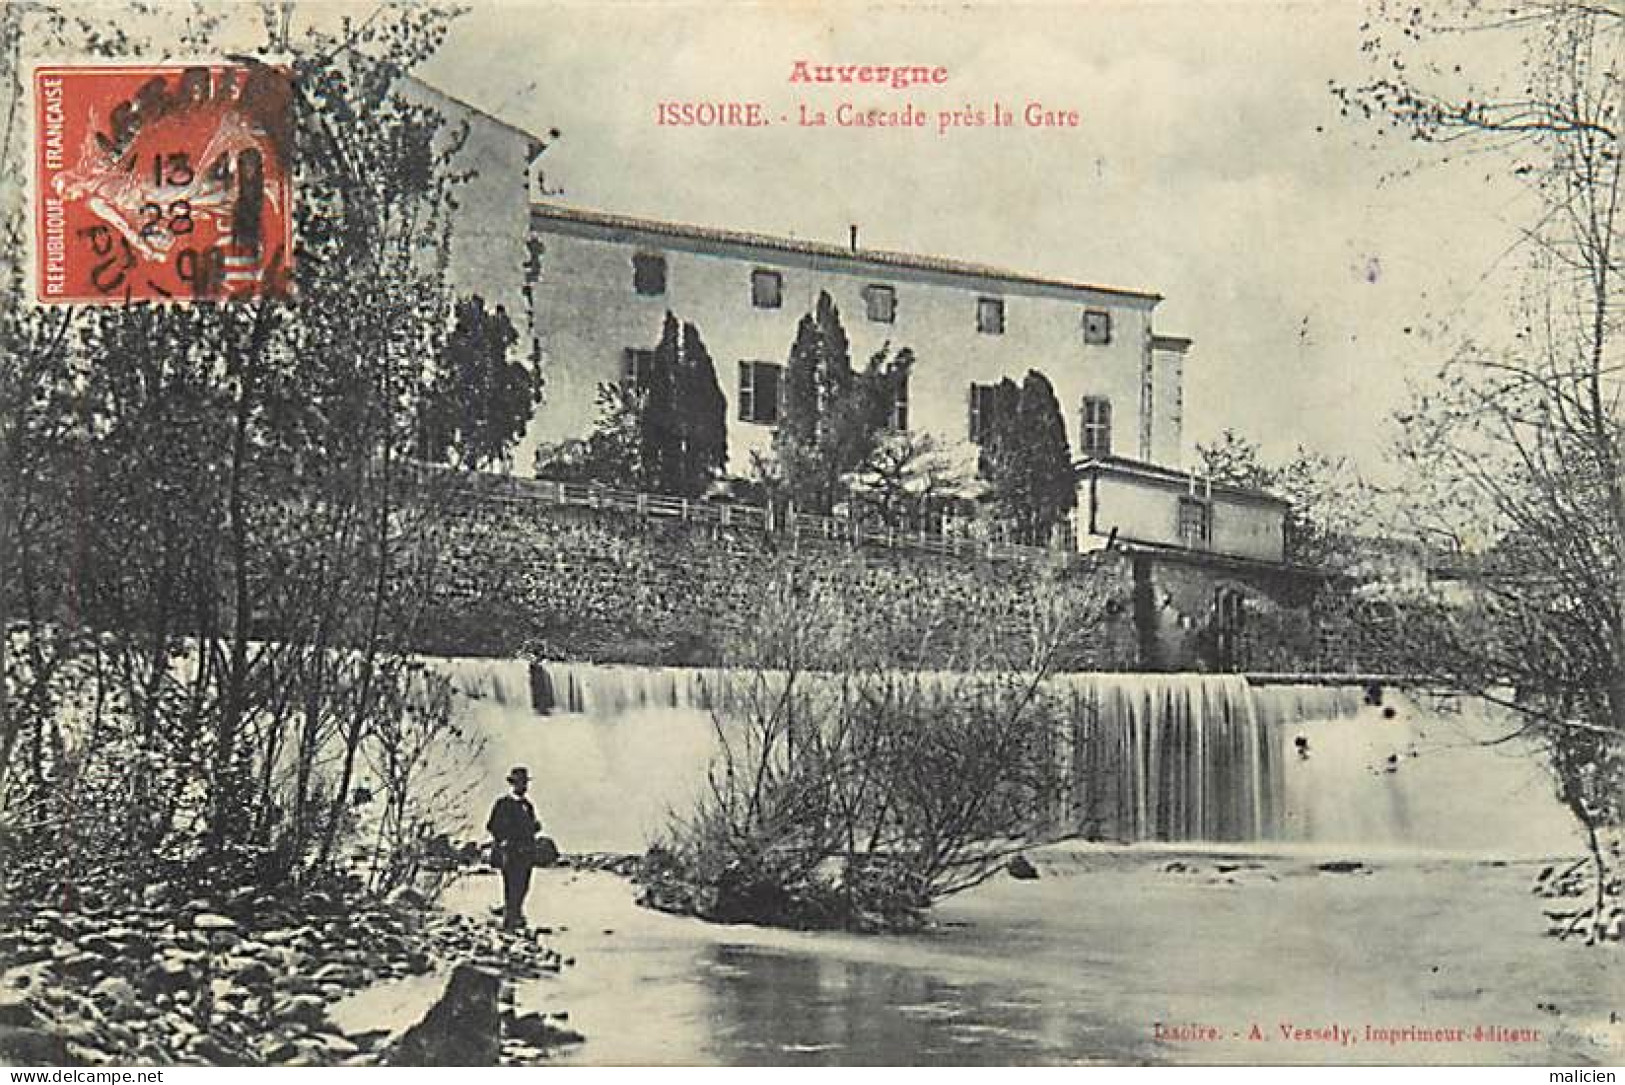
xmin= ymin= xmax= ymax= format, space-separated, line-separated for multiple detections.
xmin=33 ymin=62 xmax=294 ymax=304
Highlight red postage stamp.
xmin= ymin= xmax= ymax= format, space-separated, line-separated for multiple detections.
xmin=33 ymin=62 xmax=294 ymax=304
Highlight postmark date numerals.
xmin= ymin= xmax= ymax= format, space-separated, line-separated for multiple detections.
xmin=139 ymin=200 xmax=194 ymax=241
xmin=150 ymin=151 xmax=194 ymax=188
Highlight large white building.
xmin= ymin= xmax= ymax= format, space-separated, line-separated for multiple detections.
xmin=415 ymin=81 xmax=1286 ymax=566
xmin=526 ymin=203 xmax=1190 ymax=479
xmin=523 ymin=205 xmax=1292 ymax=564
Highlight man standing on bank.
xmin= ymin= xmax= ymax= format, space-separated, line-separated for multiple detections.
xmin=487 ymin=766 xmax=542 ymax=930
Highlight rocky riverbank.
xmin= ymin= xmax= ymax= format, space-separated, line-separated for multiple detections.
xmin=0 ymin=874 xmax=582 ymax=1066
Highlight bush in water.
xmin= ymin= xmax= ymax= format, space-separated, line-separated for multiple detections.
xmin=639 ymin=565 xmax=1100 ymax=931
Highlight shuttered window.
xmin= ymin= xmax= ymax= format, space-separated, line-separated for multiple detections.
xmin=1178 ymin=496 xmax=1212 ymax=549
xmin=865 ymin=284 xmax=896 ymax=323
xmin=1081 ymin=396 xmax=1112 ymax=456
xmin=968 ymin=383 xmax=999 ymax=442
xmin=738 ymin=361 xmax=781 ymax=423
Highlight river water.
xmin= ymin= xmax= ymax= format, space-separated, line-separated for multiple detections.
xmin=420 ymin=659 xmax=1616 ymax=1065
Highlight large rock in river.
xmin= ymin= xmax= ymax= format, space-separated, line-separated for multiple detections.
xmin=384 ymin=965 xmax=500 ymax=1066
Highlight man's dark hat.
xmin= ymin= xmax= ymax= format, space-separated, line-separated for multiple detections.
xmin=507 ymin=766 xmax=530 ymax=784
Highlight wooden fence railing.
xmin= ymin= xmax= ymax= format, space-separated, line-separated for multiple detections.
xmin=424 ymin=468 xmax=1071 ymax=565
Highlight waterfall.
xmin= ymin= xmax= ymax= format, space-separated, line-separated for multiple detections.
xmin=429 ymin=658 xmax=1574 ymax=855
xmin=1046 ymin=675 xmax=1362 ymax=842
xmin=434 ymin=657 xmax=775 ymax=717
xmin=431 ymin=655 xmax=536 ymax=707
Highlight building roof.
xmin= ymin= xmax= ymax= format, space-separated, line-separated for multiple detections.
xmin=531 ymin=202 xmax=1165 ymax=307
xmin=400 ymin=75 xmax=552 ymax=162
xmin=1077 ymin=455 xmax=1291 ymax=508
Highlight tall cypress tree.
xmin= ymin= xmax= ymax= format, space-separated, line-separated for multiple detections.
xmin=775 ymin=291 xmax=860 ymax=511
xmin=675 ymin=321 xmax=728 ymax=496
xmin=772 ymin=291 xmax=915 ymax=514
xmin=781 ymin=310 xmax=821 ymax=453
xmin=812 ymin=291 xmax=853 ymax=447
xmin=642 ymin=311 xmax=682 ymax=491
xmin=1015 ymin=369 xmax=1077 ymax=545
xmin=982 ymin=370 xmax=1075 ymax=544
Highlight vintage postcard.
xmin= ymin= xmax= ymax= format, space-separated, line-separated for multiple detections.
xmin=0 ymin=0 xmax=1621 ymax=1072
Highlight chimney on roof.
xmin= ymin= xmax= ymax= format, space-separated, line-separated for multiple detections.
xmin=849 ymin=224 xmax=859 ymax=253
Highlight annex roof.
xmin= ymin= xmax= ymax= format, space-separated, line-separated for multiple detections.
xmin=1077 ymin=455 xmax=1291 ymax=508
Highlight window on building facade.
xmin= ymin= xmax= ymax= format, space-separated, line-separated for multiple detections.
xmin=977 ymin=297 xmax=1005 ymax=335
xmin=968 ymin=382 xmax=999 ymax=442
xmin=632 ymin=252 xmax=666 ymax=296
xmin=1080 ymin=396 xmax=1112 ymax=457
xmin=865 ymin=284 xmax=896 ymax=323
xmin=622 ymin=348 xmax=654 ymax=392
xmin=889 ymin=372 xmax=909 ymax=431
xmin=1178 ymin=495 xmax=1212 ymax=550
xmin=751 ymin=269 xmax=782 ymax=309
xmin=1083 ymin=308 xmax=1112 ymax=345
xmin=738 ymin=360 xmax=781 ymax=424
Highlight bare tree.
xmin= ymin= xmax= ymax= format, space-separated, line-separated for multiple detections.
xmin=1195 ymin=429 xmax=1378 ymax=568
xmin=0 ymin=2 xmax=527 ymax=905
xmin=1339 ymin=0 xmax=1623 ymax=942
xmin=360 ymin=665 xmax=485 ymax=896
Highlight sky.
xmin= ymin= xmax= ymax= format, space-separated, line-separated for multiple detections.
xmin=19 ymin=0 xmax=1538 ymax=480
xmin=409 ymin=0 xmax=1542 ymax=480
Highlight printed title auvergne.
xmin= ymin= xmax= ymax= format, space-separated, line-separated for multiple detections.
xmin=655 ymin=60 xmax=1081 ymax=134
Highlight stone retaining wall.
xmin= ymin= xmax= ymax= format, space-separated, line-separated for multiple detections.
xmin=415 ymin=481 xmax=1369 ymax=673
xmin=417 ymin=489 xmax=1143 ymax=669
